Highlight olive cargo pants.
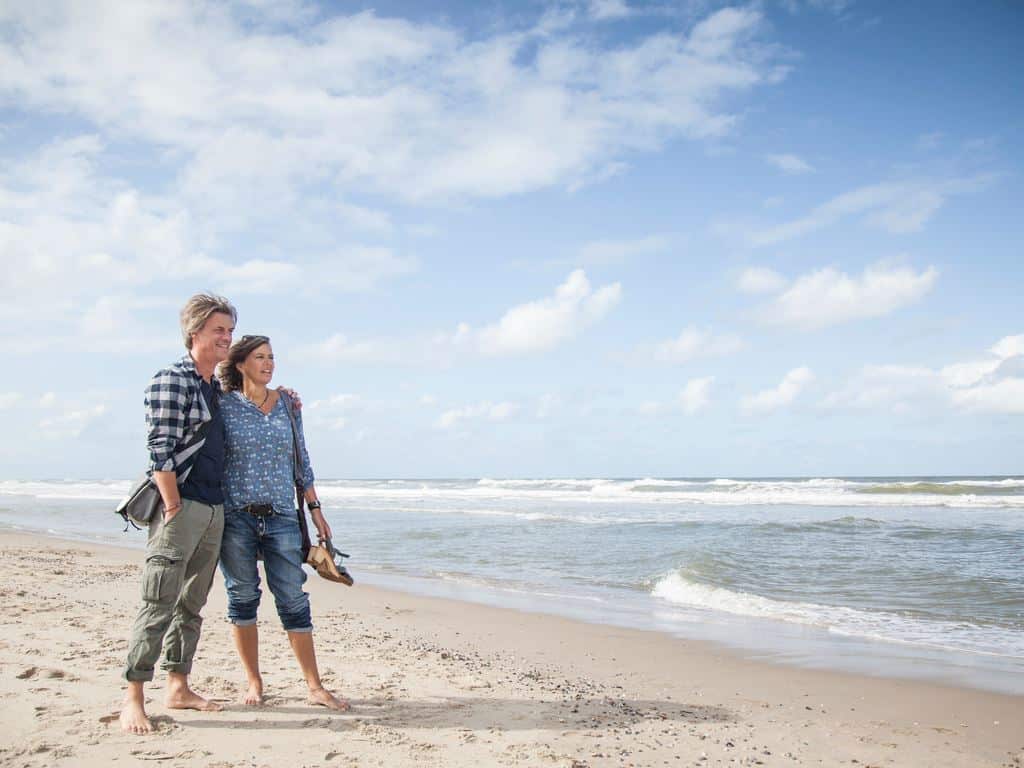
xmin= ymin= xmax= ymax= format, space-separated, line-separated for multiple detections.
xmin=123 ymin=499 xmax=224 ymax=682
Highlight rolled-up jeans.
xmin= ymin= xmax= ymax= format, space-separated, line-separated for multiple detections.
xmin=219 ymin=509 xmax=312 ymax=632
xmin=124 ymin=498 xmax=224 ymax=682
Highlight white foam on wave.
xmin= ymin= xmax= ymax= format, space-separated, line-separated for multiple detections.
xmin=5 ymin=477 xmax=1024 ymax=510
xmin=315 ymin=479 xmax=1024 ymax=509
xmin=0 ymin=480 xmax=129 ymax=500
xmin=650 ymin=573 xmax=1024 ymax=658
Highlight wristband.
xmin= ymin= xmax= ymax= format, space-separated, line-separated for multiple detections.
xmin=307 ymin=500 xmax=322 ymax=511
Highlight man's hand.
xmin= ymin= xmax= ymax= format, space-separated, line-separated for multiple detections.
xmin=152 ymin=470 xmax=182 ymax=523
xmin=277 ymin=386 xmax=302 ymax=410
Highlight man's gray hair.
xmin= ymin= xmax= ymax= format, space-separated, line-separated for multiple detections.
xmin=180 ymin=293 xmax=237 ymax=349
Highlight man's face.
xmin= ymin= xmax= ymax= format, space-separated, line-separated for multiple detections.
xmin=191 ymin=312 xmax=235 ymax=364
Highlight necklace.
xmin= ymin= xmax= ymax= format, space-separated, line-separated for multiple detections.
xmin=246 ymin=389 xmax=270 ymax=409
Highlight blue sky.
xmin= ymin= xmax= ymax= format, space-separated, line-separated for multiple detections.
xmin=0 ymin=0 xmax=1021 ymax=479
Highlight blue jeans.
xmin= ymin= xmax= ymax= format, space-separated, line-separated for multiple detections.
xmin=219 ymin=510 xmax=312 ymax=632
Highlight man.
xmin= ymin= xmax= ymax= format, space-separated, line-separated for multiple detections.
xmin=120 ymin=293 xmax=235 ymax=734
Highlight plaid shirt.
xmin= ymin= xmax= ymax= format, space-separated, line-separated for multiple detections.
xmin=145 ymin=354 xmax=220 ymax=475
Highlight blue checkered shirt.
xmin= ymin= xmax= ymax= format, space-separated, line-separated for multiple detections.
xmin=145 ymin=354 xmax=220 ymax=475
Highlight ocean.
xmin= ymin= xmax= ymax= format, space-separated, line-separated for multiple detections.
xmin=2 ymin=476 xmax=1022 ymax=694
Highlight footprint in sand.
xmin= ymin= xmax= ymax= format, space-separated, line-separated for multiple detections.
xmin=16 ymin=666 xmax=38 ymax=679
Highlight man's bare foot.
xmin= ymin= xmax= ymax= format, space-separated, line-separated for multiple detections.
xmin=165 ymin=688 xmax=223 ymax=712
xmin=242 ymin=678 xmax=264 ymax=706
xmin=119 ymin=698 xmax=153 ymax=734
xmin=309 ymin=686 xmax=350 ymax=711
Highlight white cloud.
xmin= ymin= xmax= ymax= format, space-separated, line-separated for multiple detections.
xmin=1 ymin=2 xmax=782 ymax=352
xmin=0 ymin=136 xmax=416 ymax=353
xmin=652 ymin=326 xmax=742 ymax=363
xmin=759 ymin=262 xmax=937 ymax=330
xmin=764 ymin=153 xmax=814 ymax=174
xmin=821 ymin=365 xmax=943 ymax=411
xmin=436 ymin=401 xmax=519 ymax=429
xmin=947 ymin=334 xmax=1024 ymax=414
xmin=577 ymin=235 xmax=669 ymax=266
xmin=478 ymin=269 xmax=621 ymax=355
xmin=308 ymin=393 xmax=359 ymax=431
xmin=822 ymin=334 xmax=1024 ymax=415
xmin=940 ymin=359 xmax=1001 ymax=389
xmin=310 ymin=394 xmax=359 ymax=410
xmin=741 ymin=367 xmax=813 ymax=412
xmin=589 ymin=0 xmax=631 ymax=20
xmin=0 ymin=3 xmax=784 ymax=205
xmin=736 ymin=266 xmax=787 ymax=294
xmin=950 ymin=378 xmax=1024 ymax=414
xmin=300 ymin=271 xmax=620 ymax=365
xmin=335 ymin=202 xmax=393 ymax=233
xmin=679 ymin=376 xmax=713 ymax=414
xmin=0 ymin=392 xmax=22 ymax=409
xmin=39 ymin=404 xmax=108 ymax=439
xmin=297 ymin=334 xmax=400 ymax=364
xmin=751 ymin=177 xmax=992 ymax=246
xmin=992 ymin=335 xmax=1024 ymax=360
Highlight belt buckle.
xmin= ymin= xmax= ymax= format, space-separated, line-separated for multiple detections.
xmin=247 ymin=504 xmax=273 ymax=517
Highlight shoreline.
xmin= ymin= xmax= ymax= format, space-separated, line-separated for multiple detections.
xmin=6 ymin=522 xmax=1024 ymax=697
xmin=2 ymin=530 xmax=1023 ymax=767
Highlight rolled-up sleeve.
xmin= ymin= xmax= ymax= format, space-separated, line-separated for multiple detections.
xmin=294 ymin=410 xmax=316 ymax=488
xmin=145 ymin=369 xmax=189 ymax=472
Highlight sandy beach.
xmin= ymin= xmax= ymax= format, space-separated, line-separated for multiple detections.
xmin=0 ymin=530 xmax=1021 ymax=768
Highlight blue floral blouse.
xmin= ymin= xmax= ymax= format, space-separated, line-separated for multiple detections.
xmin=221 ymin=391 xmax=315 ymax=515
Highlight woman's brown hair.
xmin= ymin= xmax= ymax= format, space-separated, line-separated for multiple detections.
xmin=217 ymin=335 xmax=271 ymax=393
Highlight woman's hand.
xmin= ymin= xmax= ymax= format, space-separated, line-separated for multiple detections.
xmin=311 ymin=508 xmax=332 ymax=541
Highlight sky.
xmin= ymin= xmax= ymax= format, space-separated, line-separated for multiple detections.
xmin=0 ymin=0 xmax=1021 ymax=479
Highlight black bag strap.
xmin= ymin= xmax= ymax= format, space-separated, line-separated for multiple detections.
xmin=165 ymin=381 xmax=217 ymax=484
xmin=280 ymin=391 xmax=312 ymax=562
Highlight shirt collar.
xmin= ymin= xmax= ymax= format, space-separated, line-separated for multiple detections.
xmin=179 ymin=353 xmax=198 ymax=376
xmin=179 ymin=353 xmax=222 ymax=391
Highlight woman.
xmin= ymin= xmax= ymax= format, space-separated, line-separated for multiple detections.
xmin=217 ymin=334 xmax=348 ymax=710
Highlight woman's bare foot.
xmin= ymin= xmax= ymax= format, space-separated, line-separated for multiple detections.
xmin=308 ymin=686 xmax=350 ymax=711
xmin=165 ymin=687 xmax=223 ymax=711
xmin=242 ymin=677 xmax=264 ymax=706
xmin=119 ymin=686 xmax=153 ymax=734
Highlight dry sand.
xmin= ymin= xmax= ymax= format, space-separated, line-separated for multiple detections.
xmin=1 ymin=530 xmax=1021 ymax=767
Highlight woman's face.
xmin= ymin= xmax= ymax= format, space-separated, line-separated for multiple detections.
xmin=238 ymin=342 xmax=275 ymax=387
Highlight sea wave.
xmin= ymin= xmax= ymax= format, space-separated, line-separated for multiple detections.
xmin=4 ymin=477 xmax=1024 ymax=510
xmin=0 ymin=480 xmax=130 ymax=500
xmin=858 ymin=481 xmax=1024 ymax=496
xmin=314 ymin=479 xmax=1024 ymax=509
xmin=650 ymin=573 xmax=1023 ymax=658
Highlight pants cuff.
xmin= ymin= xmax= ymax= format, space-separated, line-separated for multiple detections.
xmin=161 ymin=661 xmax=193 ymax=675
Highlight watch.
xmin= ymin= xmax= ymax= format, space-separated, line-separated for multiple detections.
xmin=307 ymin=500 xmax=322 ymax=511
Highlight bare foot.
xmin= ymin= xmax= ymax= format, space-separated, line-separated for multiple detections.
xmin=242 ymin=678 xmax=264 ymax=706
xmin=119 ymin=698 xmax=153 ymax=734
xmin=309 ymin=686 xmax=350 ymax=711
xmin=165 ymin=687 xmax=223 ymax=712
